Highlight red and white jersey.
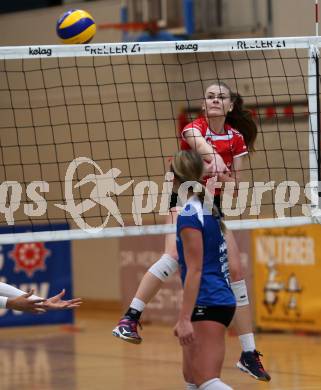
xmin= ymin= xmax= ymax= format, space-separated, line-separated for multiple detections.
xmin=180 ymin=117 xmax=248 ymax=170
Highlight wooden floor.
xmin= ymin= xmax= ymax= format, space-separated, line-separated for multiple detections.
xmin=0 ymin=310 xmax=320 ymax=390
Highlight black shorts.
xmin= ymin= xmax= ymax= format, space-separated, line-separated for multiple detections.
xmin=170 ymin=192 xmax=223 ymax=216
xmin=191 ymin=305 xmax=235 ymax=327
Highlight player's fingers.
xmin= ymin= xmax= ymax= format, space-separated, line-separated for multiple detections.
xmin=63 ymin=305 xmax=75 ymax=309
xmin=33 ymin=307 xmax=46 ymax=314
xmin=181 ymin=335 xmax=189 ymax=346
xmin=183 ymin=333 xmax=192 ymax=345
xmin=188 ymin=333 xmax=195 ymax=344
xmin=69 ymin=298 xmax=82 ymax=304
xmin=32 ymin=299 xmax=46 ymax=304
xmin=23 ymin=290 xmax=34 ymax=298
xmin=57 ymin=289 xmax=66 ymax=298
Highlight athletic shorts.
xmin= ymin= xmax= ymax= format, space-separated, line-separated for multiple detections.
xmin=170 ymin=192 xmax=223 ymax=216
xmin=191 ymin=305 xmax=236 ymax=327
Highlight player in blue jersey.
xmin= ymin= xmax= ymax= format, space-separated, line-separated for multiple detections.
xmin=173 ymin=150 xmax=235 ymax=390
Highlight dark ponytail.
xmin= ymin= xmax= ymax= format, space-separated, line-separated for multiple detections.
xmin=226 ymin=93 xmax=257 ymax=152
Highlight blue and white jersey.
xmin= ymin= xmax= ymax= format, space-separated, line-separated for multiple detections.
xmin=176 ymin=196 xmax=236 ymax=307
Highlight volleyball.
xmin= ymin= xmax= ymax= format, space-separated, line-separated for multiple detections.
xmin=56 ymin=9 xmax=96 ymax=44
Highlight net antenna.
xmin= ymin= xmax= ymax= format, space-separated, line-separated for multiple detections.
xmin=0 ymin=36 xmax=321 ymax=244
xmin=316 ymin=0 xmax=319 ymax=36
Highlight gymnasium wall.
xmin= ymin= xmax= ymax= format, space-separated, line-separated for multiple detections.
xmin=272 ymin=0 xmax=315 ymax=37
xmin=0 ymin=1 xmax=122 ymax=46
xmin=0 ymin=0 xmax=317 ymax=46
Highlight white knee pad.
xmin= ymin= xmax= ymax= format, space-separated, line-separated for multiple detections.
xmin=230 ymin=279 xmax=249 ymax=307
xmin=148 ymin=254 xmax=178 ymax=282
xmin=199 ymin=378 xmax=233 ymax=390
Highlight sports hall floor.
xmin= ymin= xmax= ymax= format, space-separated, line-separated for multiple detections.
xmin=0 ymin=309 xmax=320 ymax=390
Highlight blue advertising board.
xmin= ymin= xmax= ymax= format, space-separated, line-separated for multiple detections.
xmin=0 ymin=224 xmax=73 ymax=326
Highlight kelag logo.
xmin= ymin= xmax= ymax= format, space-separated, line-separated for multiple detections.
xmin=175 ymin=43 xmax=199 ymax=52
xmin=28 ymin=47 xmax=52 ymax=56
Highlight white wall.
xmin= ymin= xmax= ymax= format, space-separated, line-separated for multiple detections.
xmin=272 ymin=0 xmax=316 ymax=37
xmin=72 ymin=238 xmax=120 ymax=300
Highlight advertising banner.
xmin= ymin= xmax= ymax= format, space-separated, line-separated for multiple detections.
xmin=253 ymin=226 xmax=321 ymax=332
xmin=0 ymin=224 xmax=73 ymax=327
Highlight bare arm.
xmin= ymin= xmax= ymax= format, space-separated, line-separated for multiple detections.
xmin=174 ymin=227 xmax=203 ymax=346
xmin=230 ymin=155 xmax=244 ymax=185
xmin=219 ymin=155 xmax=244 ymax=181
xmin=184 ymin=128 xmax=229 ymax=174
xmin=218 ymin=155 xmax=245 ymax=197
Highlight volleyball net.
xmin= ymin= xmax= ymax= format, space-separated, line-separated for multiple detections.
xmin=0 ymin=36 xmax=320 ymax=244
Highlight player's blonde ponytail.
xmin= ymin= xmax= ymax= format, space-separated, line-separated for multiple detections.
xmin=171 ymin=150 xmax=224 ymax=231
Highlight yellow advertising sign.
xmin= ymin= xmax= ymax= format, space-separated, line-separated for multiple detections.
xmin=252 ymin=225 xmax=321 ymax=332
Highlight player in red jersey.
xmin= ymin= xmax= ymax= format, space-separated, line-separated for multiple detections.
xmin=113 ymin=82 xmax=271 ymax=384
xmin=181 ymin=117 xmax=247 ymax=168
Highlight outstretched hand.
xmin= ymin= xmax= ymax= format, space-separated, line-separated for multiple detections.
xmin=42 ymin=289 xmax=82 ymax=310
xmin=6 ymin=290 xmax=46 ymax=314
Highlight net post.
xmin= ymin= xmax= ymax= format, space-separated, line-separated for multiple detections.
xmin=316 ymin=0 xmax=319 ymax=36
xmin=308 ymin=45 xmax=321 ymax=219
